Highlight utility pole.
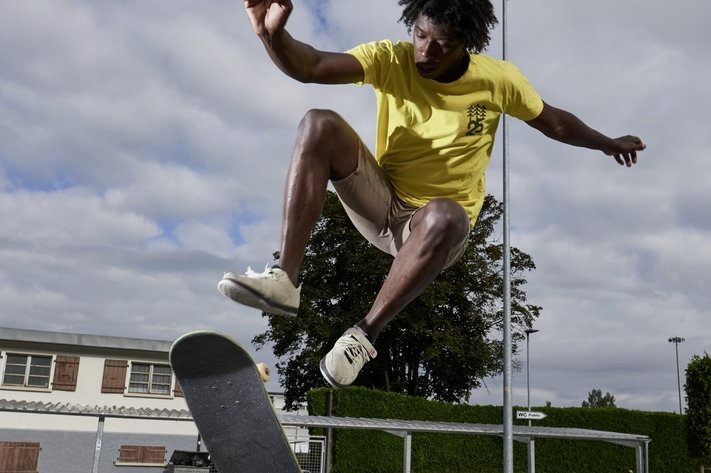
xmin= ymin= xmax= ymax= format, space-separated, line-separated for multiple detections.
xmin=501 ymin=0 xmax=513 ymax=471
xmin=668 ymin=337 xmax=685 ymax=414
xmin=525 ymin=328 xmax=539 ymax=473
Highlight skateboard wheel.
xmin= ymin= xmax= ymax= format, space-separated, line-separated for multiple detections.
xmin=257 ymin=363 xmax=270 ymax=382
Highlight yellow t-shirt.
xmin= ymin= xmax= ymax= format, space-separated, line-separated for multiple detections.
xmin=347 ymin=40 xmax=544 ymax=225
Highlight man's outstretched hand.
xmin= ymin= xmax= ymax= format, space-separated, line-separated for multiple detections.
xmin=606 ymin=135 xmax=646 ymax=167
xmin=244 ymin=0 xmax=292 ymax=37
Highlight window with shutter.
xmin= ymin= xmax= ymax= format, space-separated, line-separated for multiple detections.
xmin=101 ymin=359 xmax=128 ymax=394
xmin=0 ymin=441 xmax=41 ymax=473
xmin=51 ymin=356 xmax=79 ymax=391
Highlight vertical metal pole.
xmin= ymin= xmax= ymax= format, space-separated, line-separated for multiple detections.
xmin=527 ymin=333 xmax=531 ymax=420
xmin=675 ymin=341 xmax=682 ymax=414
xmin=501 ymin=0 xmax=514 ymax=472
xmin=644 ymin=440 xmax=650 ymax=473
xmin=526 ymin=332 xmax=535 ymax=473
xmin=403 ymin=432 xmax=412 ymax=473
xmin=92 ymin=415 xmax=105 ymax=473
xmin=525 ymin=329 xmax=539 ymax=473
xmin=528 ymin=440 xmax=536 ymax=473
xmin=325 ymin=390 xmax=334 ymax=473
xmin=669 ymin=337 xmax=685 ymax=414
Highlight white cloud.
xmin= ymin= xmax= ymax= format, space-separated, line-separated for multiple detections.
xmin=0 ymin=188 xmax=159 ymax=246
xmin=175 ymin=221 xmax=234 ymax=258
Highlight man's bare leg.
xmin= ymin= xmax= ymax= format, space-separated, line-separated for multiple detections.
xmin=218 ymin=109 xmax=360 ymax=315
xmin=356 ymin=198 xmax=470 ymax=340
xmin=277 ymin=109 xmax=360 ymax=286
xmin=320 ymin=198 xmax=469 ymax=388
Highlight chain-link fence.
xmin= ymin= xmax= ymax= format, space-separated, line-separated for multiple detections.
xmin=205 ymin=435 xmax=325 ymax=473
xmin=292 ymin=435 xmax=326 ymax=473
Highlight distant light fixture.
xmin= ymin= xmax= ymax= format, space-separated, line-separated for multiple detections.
xmin=525 ymin=328 xmax=540 ymax=473
xmin=668 ymin=337 xmax=686 ymax=414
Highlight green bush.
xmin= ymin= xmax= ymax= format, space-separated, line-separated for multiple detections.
xmin=307 ymin=387 xmax=711 ymax=473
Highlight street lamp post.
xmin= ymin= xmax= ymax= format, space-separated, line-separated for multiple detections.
xmin=668 ymin=337 xmax=685 ymax=414
xmin=525 ymin=328 xmax=540 ymax=421
xmin=525 ymin=328 xmax=539 ymax=473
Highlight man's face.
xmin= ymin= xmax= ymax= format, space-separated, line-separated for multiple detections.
xmin=412 ymin=13 xmax=468 ymax=82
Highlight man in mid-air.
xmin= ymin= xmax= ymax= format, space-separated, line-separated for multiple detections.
xmin=218 ymin=0 xmax=646 ymax=388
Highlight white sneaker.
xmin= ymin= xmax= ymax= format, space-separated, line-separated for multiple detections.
xmin=217 ymin=266 xmax=300 ymax=317
xmin=320 ymin=326 xmax=377 ymax=388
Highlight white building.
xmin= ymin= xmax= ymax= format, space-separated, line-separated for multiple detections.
xmin=0 ymin=327 xmax=316 ymax=473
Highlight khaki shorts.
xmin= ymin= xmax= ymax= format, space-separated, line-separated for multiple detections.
xmin=331 ymin=140 xmax=468 ymax=269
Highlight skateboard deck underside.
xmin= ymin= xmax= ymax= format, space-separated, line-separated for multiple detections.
xmin=170 ymin=330 xmax=301 ymax=473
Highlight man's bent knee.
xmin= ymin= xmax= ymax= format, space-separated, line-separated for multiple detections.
xmin=298 ymin=109 xmax=349 ymax=141
xmin=297 ymin=109 xmax=359 ymax=179
xmin=416 ymin=199 xmax=470 ymax=245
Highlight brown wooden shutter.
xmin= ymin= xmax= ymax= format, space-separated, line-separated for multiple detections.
xmin=0 ymin=441 xmax=41 ymax=473
xmin=117 ymin=445 xmax=139 ymax=463
xmin=101 ymin=359 xmax=128 ymax=393
xmin=173 ymin=379 xmax=183 ymax=397
xmin=51 ymin=355 xmax=80 ymax=391
xmin=118 ymin=445 xmax=165 ymax=464
xmin=142 ymin=446 xmax=166 ymax=464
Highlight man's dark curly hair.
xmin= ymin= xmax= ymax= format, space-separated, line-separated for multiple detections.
xmin=398 ymin=0 xmax=498 ymax=53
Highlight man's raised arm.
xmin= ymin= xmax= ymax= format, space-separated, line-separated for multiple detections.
xmin=526 ymin=101 xmax=646 ymax=167
xmin=244 ymin=0 xmax=363 ymax=84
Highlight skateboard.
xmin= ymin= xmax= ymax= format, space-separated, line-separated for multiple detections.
xmin=170 ymin=330 xmax=302 ymax=473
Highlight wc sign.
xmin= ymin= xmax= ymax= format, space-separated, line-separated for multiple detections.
xmin=516 ymin=411 xmax=547 ymax=420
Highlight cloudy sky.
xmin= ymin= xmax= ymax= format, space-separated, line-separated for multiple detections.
xmin=1 ymin=0 xmax=709 ymax=414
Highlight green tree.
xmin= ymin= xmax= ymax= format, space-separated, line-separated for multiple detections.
xmin=685 ymin=352 xmax=711 ymax=457
xmin=581 ymin=388 xmax=616 ymax=408
xmin=254 ymin=191 xmax=541 ymax=408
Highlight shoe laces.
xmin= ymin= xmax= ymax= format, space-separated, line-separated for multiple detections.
xmin=337 ymin=334 xmax=372 ymax=366
xmin=244 ymin=264 xmax=276 ymax=279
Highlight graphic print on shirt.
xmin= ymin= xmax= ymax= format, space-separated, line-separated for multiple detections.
xmin=466 ymin=104 xmax=487 ymax=136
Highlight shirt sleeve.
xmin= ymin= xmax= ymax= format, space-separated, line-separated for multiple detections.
xmin=346 ymin=40 xmax=396 ymax=87
xmin=501 ymin=63 xmax=544 ymax=121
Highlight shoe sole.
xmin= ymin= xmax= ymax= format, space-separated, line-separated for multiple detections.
xmin=319 ymin=357 xmax=349 ymax=389
xmin=217 ymin=279 xmax=297 ymax=317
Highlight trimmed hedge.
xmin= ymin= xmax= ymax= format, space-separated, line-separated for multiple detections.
xmin=307 ymin=387 xmax=711 ymax=473
xmin=687 ymin=353 xmax=711 ymax=457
